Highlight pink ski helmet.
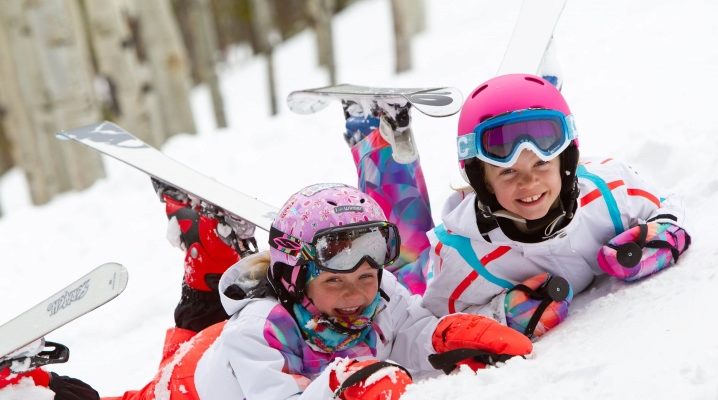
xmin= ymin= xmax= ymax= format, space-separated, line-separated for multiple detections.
xmin=458 ymin=74 xmax=580 ymax=218
xmin=267 ymin=183 xmax=388 ymax=305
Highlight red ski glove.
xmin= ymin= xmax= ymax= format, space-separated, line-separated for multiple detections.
xmin=429 ymin=314 xmax=532 ymax=373
xmin=0 ymin=366 xmax=50 ymax=390
xmin=329 ymin=358 xmax=412 ymax=400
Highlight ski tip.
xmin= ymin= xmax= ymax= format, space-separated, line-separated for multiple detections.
xmin=286 ymin=91 xmax=334 ymax=114
xmin=97 ymin=262 xmax=129 ymax=295
xmin=56 ymin=121 xmax=116 ymax=139
xmin=407 ymin=87 xmax=464 ymax=117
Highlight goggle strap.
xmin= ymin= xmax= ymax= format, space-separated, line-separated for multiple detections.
xmin=268 ymin=226 xmax=303 ymax=257
xmin=457 ymin=132 xmax=478 ymax=161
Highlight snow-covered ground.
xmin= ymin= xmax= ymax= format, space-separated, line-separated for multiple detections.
xmin=1 ymin=0 xmax=717 ymax=398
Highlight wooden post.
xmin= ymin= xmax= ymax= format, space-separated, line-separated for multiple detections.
xmin=307 ymin=0 xmax=336 ymax=85
xmin=185 ymin=0 xmax=227 ymax=128
xmin=0 ymin=110 xmax=12 ymax=176
xmin=25 ymin=0 xmax=105 ymax=191
xmin=407 ymin=0 xmax=426 ymax=36
xmin=390 ymin=0 xmax=412 ymax=73
xmin=135 ymin=0 xmax=196 ymax=138
xmin=82 ymin=0 xmax=165 ymax=145
xmin=249 ymin=0 xmax=278 ymax=116
xmin=0 ymin=0 xmax=105 ymax=204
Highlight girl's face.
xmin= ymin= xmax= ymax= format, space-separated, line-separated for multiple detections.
xmin=483 ymin=149 xmax=562 ymax=221
xmin=306 ymin=262 xmax=379 ymax=319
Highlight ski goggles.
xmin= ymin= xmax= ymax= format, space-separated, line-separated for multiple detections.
xmin=457 ymin=109 xmax=577 ymax=168
xmin=269 ymin=221 xmax=401 ymax=273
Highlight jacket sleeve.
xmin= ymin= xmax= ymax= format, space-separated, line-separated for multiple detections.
xmin=421 ymin=234 xmax=508 ymax=322
xmin=221 ymin=313 xmax=335 ymax=399
xmin=380 ymin=273 xmax=440 ymax=376
xmin=612 ymin=161 xmax=687 ymax=229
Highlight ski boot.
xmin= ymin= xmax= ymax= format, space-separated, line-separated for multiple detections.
xmin=152 ymin=178 xmax=258 ymax=292
xmin=538 ymin=36 xmax=564 ymax=90
xmin=342 ymin=100 xmax=380 ymax=147
xmin=376 ymin=98 xmax=419 ymax=164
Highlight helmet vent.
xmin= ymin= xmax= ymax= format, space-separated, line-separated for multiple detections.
xmin=471 ymin=84 xmax=488 ymax=99
xmin=326 ymin=200 xmax=338 ymax=206
xmin=359 ymin=198 xmax=366 ymax=203
xmin=524 ymin=76 xmax=545 ymax=85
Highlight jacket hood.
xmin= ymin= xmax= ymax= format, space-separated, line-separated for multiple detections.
xmin=441 ymin=190 xmax=486 ymax=240
xmin=218 ymin=251 xmax=272 ymax=316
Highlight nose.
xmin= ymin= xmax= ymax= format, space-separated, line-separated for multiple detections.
xmin=342 ymin=283 xmax=368 ymax=305
xmin=517 ymin=170 xmax=538 ymax=188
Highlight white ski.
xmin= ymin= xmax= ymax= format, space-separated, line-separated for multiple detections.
xmin=0 ymin=263 xmax=128 ymax=359
xmin=287 ymin=84 xmax=463 ymax=164
xmin=57 ymin=122 xmax=278 ymax=232
xmin=287 ymin=84 xmax=462 ymax=117
xmin=498 ymin=0 xmax=568 ymax=76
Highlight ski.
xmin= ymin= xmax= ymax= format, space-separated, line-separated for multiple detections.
xmin=286 ymin=84 xmax=462 ymax=117
xmin=56 ymin=122 xmax=278 ymax=232
xmin=498 ymin=0 xmax=568 ymax=76
xmin=0 ymin=263 xmax=128 ymax=362
xmin=287 ymin=84 xmax=463 ymax=164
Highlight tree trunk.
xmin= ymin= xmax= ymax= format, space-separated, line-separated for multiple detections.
xmin=184 ymin=0 xmax=227 ymax=128
xmin=135 ymin=0 xmax=196 ymax=139
xmin=82 ymin=0 xmax=165 ymax=145
xmin=307 ymin=0 xmax=336 ymax=85
xmin=390 ymin=0 xmax=412 ymax=73
xmin=249 ymin=0 xmax=278 ymax=115
xmin=407 ymin=0 xmax=426 ymax=36
xmin=0 ymin=0 xmax=105 ymax=205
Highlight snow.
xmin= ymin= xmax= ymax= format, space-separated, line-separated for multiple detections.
xmin=0 ymin=379 xmax=54 ymax=400
xmin=1 ymin=0 xmax=717 ymax=398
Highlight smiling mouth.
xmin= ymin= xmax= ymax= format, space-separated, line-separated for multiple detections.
xmin=334 ymin=306 xmax=362 ymax=316
xmin=517 ymin=193 xmax=545 ymax=204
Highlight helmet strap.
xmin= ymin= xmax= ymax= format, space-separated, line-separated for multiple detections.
xmin=465 ymin=145 xmax=580 ymax=243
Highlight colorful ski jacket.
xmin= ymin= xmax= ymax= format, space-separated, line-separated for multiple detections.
xmin=422 ymin=159 xmax=686 ymax=320
xmin=193 ymin=259 xmax=441 ymax=399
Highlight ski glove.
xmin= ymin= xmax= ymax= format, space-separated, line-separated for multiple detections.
xmin=49 ymin=373 xmax=100 ymax=400
xmin=329 ymin=358 xmax=412 ymax=400
xmin=597 ymin=221 xmax=690 ymax=282
xmin=505 ymin=273 xmax=573 ymax=339
xmin=153 ymin=178 xmax=257 ymax=291
xmin=429 ymin=314 xmax=532 ymax=373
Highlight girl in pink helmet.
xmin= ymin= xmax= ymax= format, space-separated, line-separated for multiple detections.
xmin=417 ymin=74 xmax=691 ymax=338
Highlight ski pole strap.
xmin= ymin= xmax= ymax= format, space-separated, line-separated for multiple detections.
xmin=428 ymin=348 xmax=516 ymax=375
xmin=332 ymin=361 xmax=412 ymax=399
xmin=434 ymin=224 xmax=514 ymax=289
xmin=576 ymin=165 xmax=624 ymax=235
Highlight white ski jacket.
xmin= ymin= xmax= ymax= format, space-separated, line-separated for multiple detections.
xmin=422 ymin=159 xmax=686 ymax=320
xmin=194 ymin=261 xmax=440 ymax=399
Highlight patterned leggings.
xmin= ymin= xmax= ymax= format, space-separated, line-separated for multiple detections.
xmin=351 ymin=129 xmax=433 ymax=295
